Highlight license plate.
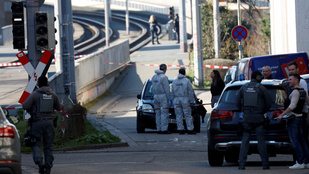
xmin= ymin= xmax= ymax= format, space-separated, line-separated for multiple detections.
xmin=169 ymin=119 xmax=177 ymax=124
xmin=239 ymin=112 xmax=243 ymax=119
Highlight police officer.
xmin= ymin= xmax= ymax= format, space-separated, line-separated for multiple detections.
xmin=236 ymin=70 xmax=271 ymax=170
xmin=172 ymin=68 xmax=196 ymax=134
xmin=22 ymin=76 xmax=63 ymax=174
xmin=152 ymin=64 xmax=172 ymax=134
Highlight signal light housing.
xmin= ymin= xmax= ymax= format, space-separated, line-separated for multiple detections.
xmin=11 ymin=2 xmax=25 ymax=50
xmin=35 ymin=12 xmax=55 ymax=50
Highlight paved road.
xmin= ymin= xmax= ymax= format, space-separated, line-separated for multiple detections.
xmin=22 ymin=40 xmax=305 ymax=174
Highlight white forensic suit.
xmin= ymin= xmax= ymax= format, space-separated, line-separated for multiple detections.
xmin=152 ymin=69 xmax=172 ymax=132
xmin=172 ymin=74 xmax=195 ymax=131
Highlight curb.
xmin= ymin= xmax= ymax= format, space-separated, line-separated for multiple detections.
xmin=54 ymin=142 xmax=129 ymax=152
xmin=95 ymin=95 xmax=122 ymax=117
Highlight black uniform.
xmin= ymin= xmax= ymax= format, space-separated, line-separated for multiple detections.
xmin=236 ymin=79 xmax=272 ymax=169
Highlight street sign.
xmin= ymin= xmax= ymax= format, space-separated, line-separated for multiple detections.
xmin=16 ymin=50 xmax=52 ymax=104
xmin=232 ymin=25 xmax=248 ymax=42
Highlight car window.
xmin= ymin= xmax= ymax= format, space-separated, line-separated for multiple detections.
xmin=143 ymin=82 xmax=153 ymax=99
xmin=220 ymin=88 xmax=238 ymax=105
xmin=143 ymin=81 xmax=173 ymax=100
xmin=266 ymin=87 xmax=286 ymax=107
xmin=220 ymin=86 xmax=287 ymax=107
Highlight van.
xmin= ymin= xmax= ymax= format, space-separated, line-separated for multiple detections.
xmin=235 ymin=52 xmax=309 ymax=81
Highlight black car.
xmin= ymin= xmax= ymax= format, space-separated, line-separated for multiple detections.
xmin=136 ymin=79 xmax=205 ymax=133
xmin=207 ymin=79 xmax=294 ymax=166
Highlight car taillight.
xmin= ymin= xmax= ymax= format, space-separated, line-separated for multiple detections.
xmin=273 ymin=110 xmax=284 ymax=117
xmin=211 ymin=110 xmax=233 ymax=119
xmin=0 ymin=126 xmax=16 ymax=139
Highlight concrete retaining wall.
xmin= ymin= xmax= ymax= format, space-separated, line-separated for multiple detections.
xmin=1 ymin=25 xmax=12 ymax=46
xmin=49 ymin=40 xmax=130 ymax=105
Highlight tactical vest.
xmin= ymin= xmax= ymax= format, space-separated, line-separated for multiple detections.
xmin=285 ymin=88 xmax=306 ymax=114
xmin=32 ymin=92 xmax=54 ymax=118
xmin=243 ymin=83 xmax=260 ymax=108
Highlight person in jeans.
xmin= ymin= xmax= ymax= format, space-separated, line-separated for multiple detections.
xmin=149 ymin=14 xmax=160 ymax=44
xmin=277 ymin=73 xmax=309 ymax=169
xmin=236 ymin=70 xmax=271 ymax=170
xmin=173 ymin=14 xmax=180 ymax=44
xmin=22 ymin=76 xmax=64 ymax=174
xmin=210 ymin=70 xmax=225 ymax=108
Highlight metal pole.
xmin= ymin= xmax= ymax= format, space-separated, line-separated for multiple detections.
xmin=126 ymin=0 xmax=129 ymax=35
xmin=26 ymin=0 xmax=42 ymax=68
xmin=105 ymin=0 xmax=109 ymax=46
xmin=54 ymin=0 xmax=62 ymax=72
xmin=0 ymin=0 xmax=4 ymax=45
xmin=213 ymin=0 xmax=220 ymax=58
xmin=58 ymin=0 xmax=77 ymax=103
xmin=192 ymin=0 xmax=204 ymax=87
xmin=237 ymin=0 xmax=243 ymax=59
xmin=108 ymin=0 xmax=112 ymax=22
xmin=179 ymin=0 xmax=187 ymax=52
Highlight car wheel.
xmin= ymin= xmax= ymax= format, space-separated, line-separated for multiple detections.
xmin=136 ymin=114 xmax=145 ymax=133
xmin=193 ymin=114 xmax=201 ymax=133
xmin=225 ymin=152 xmax=239 ymax=163
xmin=208 ymin=144 xmax=224 ymax=166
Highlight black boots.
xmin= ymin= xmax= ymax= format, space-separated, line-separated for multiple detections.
xmin=38 ymin=164 xmax=45 ymax=174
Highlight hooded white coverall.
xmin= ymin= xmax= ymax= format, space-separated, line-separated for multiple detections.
xmin=172 ymin=74 xmax=195 ymax=131
xmin=152 ymin=69 xmax=172 ymax=131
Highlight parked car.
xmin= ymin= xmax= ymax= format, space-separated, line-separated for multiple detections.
xmin=224 ymin=65 xmax=236 ymax=84
xmin=0 ymin=107 xmax=21 ymax=174
xmin=136 ymin=79 xmax=205 ymax=133
xmin=207 ymin=79 xmax=294 ymax=166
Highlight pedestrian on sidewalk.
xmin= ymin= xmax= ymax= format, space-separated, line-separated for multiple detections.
xmin=152 ymin=64 xmax=172 ymax=134
xmin=172 ymin=68 xmax=196 ymax=134
xmin=210 ymin=70 xmax=225 ymax=108
xmin=149 ymin=14 xmax=160 ymax=44
xmin=22 ymin=76 xmax=64 ymax=174
xmin=173 ymin=13 xmax=180 ymax=44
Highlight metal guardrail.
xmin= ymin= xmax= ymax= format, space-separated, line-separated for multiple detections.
xmin=92 ymin=0 xmax=171 ymax=15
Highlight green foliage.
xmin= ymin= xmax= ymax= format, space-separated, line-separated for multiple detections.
xmin=16 ymin=116 xmax=120 ymax=153
xmin=200 ymin=1 xmax=269 ymax=59
xmin=201 ymin=2 xmax=215 ymax=59
xmin=73 ymin=131 xmax=120 ymax=144
xmin=201 ymin=2 xmax=240 ymax=60
xmin=260 ymin=13 xmax=271 ymax=42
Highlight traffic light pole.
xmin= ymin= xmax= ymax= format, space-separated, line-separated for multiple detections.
xmin=26 ymin=0 xmax=42 ymax=68
xmin=192 ymin=0 xmax=204 ymax=87
xmin=179 ymin=0 xmax=187 ymax=52
xmin=56 ymin=0 xmax=77 ymax=104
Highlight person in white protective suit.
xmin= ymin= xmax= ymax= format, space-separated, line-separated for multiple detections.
xmin=172 ymin=68 xmax=196 ymax=134
xmin=152 ymin=64 xmax=172 ymax=134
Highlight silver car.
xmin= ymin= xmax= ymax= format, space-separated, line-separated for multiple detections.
xmin=0 ymin=107 xmax=21 ymax=174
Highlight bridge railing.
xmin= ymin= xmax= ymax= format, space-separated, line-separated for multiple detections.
xmin=49 ymin=39 xmax=130 ymax=105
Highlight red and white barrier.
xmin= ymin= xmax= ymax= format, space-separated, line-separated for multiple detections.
xmin=17 ymin=50 xmax=52 ymax=104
